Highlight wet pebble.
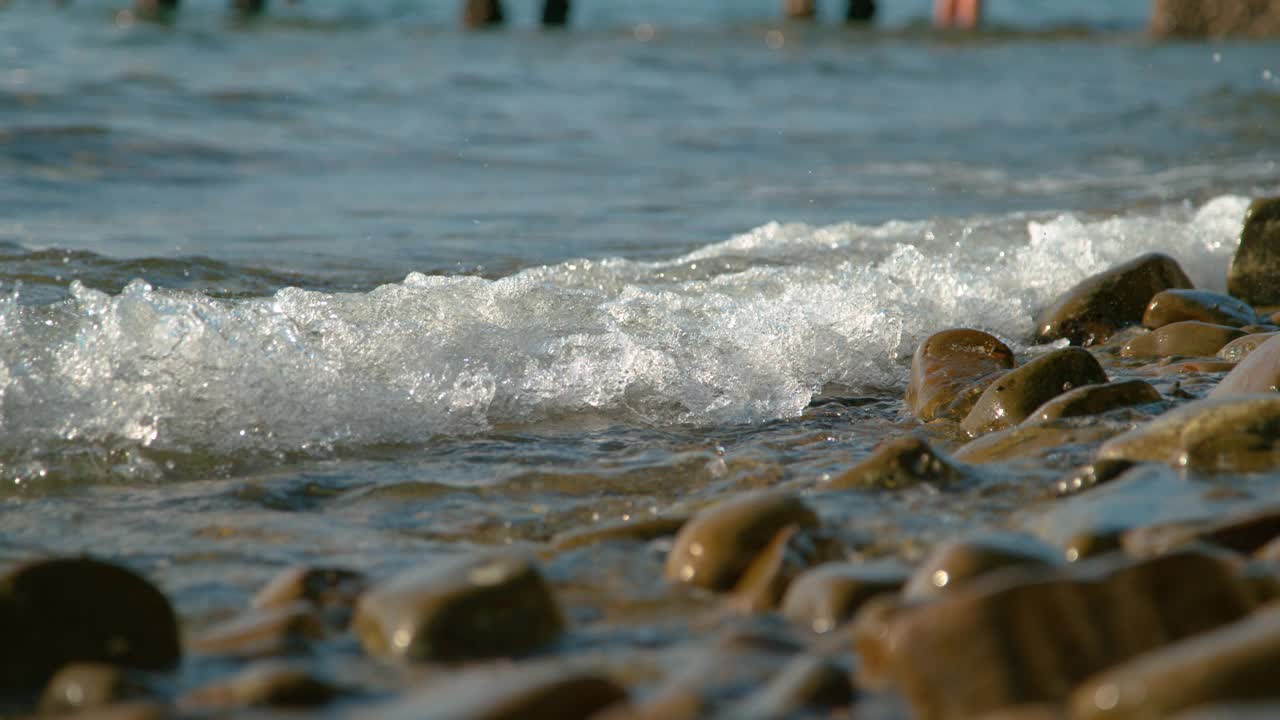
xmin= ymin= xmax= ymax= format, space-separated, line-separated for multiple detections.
xmin=728 ymin=525 xmax=825 ymax=614
xmin=827 ymin=435 xmax=967 ymax=490
xmin=780 ymin=561 xmax=908 ymax=634
xmin=1216 ymin=331 xmax=1280 ymax=363
xmin=1026 ymin=380 xmax=1162 ymax=423
xmin=1035 ymin=252 xmax=1192 ymax=346
xmin=1142 ymin=288 xmax=1257 ymax=328
xmin=901 ymin=531 xmax=1064 ymax=601
xmin=1211 ymin=332 xmax=1280 ymax=396
xmin=953 ymin=422 xmax=1118 ymax=465
xmin=1226 ymin=196 xmax=1280 ymax=306
xmin=1123 ymin=504 xmax=1280 ymax=557
xmin=180 ymin=660 xmax=336 ymax=709
xmin=550 ymin=514 xmax=689 ymax=552
xmin=188 ymin=604 xmax=325 ymax=657
xmin=1120 ymin=321 xmax=1246 ymax=358
xmin=904 ymin=328 xmax=1015 ymax=421
xmin=373 ymin=664 xmax=626 ymax=720
xmin=961 ymin=347 xmax=1108 ymax=436
xmin=1097 ymin=393 xmax=1280 ymax=471
xmin=251 ymin=566 xmax=366 ymax=626
xmin=726 ymin=654 xmax=855 ymax=718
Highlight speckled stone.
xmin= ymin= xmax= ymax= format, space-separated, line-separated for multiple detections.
xmin=1034 ymin=253 xmax=1192 ymax=346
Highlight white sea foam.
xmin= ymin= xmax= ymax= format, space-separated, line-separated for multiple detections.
xmin=0 ymin=196 xmax=1251 ymax=459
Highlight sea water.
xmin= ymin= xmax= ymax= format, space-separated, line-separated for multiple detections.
xmin=1 ymin=0 xmax=1279 ymax=702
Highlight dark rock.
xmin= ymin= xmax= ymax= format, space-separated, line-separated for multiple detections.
xmin=1027 ymin=380 xmax=1162 ymax=423
xmin=0 ymin=557 xmax=179 ymax=690
xmin=665 ymin=492 xmax=819 ymax=591
xmin=1120 ymin=321 xmax=1246 ymax=358
xmin=1212 ymin=333 xmax=1280 ymax=396
xmin=902 ymin=531 xmax=1063 ymax=601
xmin=1071 ymin=603 xmax=1280 ymax=719
xmin=373 ymin=664 xmax=626 ymax=720
xmin=1217 ymin=331 xmax=1280 ymax=363
xmin=1034 ymin=253 xmax=1192 ymax=346
xmin=188 ymin=604 xmax=324 ymax=657
xmin=1098 ymin=394 xmax=1280 ymax=471
xmin=1229 ymin=197 xmax=1280 ymax=303
xmin=904 ymin=328 xmax=1015 ymax=422
xmin=1143 ymin=288 xmax=1257 ymax=328
xmin=354 ymin=554 xmax=563 ymax=663
xmin=885 ymin=548 xmax=1265 ymax=720
xmin=1151 ymin=0 xmax=1280 ymax=37
xmin=780 ymin=561 xmax=908 ymax=634
xmin=827 ymin=435 xmax=967 ymax=490
xmin=180 ymin=660 xmax=336 ymax=709
xmin=39 ymin=663 xmax=151 ymax=715
xmin=49 ymin=701 xmax=169 ymax=720
xmin=961 ymin=348 xmax=1108 ymax=436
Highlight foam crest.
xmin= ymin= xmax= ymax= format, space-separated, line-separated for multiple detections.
xmin=0 ymin=197 xmax=1249 ymax=471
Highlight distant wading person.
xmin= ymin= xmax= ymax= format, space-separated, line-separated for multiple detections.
xmin=934 ymin=0 xmax=982 ymax=28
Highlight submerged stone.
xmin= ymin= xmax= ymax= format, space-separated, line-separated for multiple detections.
xmin=961 ymin=348 xmax=1108 ymax=436
xmin=904 ymin=328 xmax=1015 ymax=422
xmin=954 ymin=422 xmax=1119 ymax=465
xmin=1217 ymin=331 xmax=1280 ymax=363
xmin=902 ymin=531 xmax=1064 ymax=601
xmin=1212 ymin=333 xmax=1280 ymax=396
xmin=1119 ymin=321 xmax=1246 ymax=358
xmin=827 ymin=435 xmax=967 ymax=490
xmin=550 ymin=514 xmax=689 ymax=551
xmin=1228 ymin=197 xmax=1280 ymax=304
xmin=1142 ymin=288 xmax=1257 ymax=328
xmin=0 ymin=557 xmax=180 ymax=690
xmin=780 ymin=561 xmax=908 ymax=634
xmin=664 ymin=492 xmax=819 ymax=592
xmin=1097 ymin=394 xmax=1280 ymax=472
xmin=1026 ymin=380 xmax=1162 ymax=423
xmin=1053 ymin=458 xmax=1138 ymax=498
xmin=354 ymin=554 xmax=564 ymax=663
xmin=1034 ymin=253 xmax=1192 ymax=346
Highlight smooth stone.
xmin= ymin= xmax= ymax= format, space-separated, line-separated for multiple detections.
xmin=180 ymin=661 xmax=336 ymax=709
xmin=885 ymin=547 xmax=1265 ymax=720
xmin=664 ymin=491 xmax=819 ymax=592
xmin=1217 ymin=332 xmax=1280 ymax=363
xmin=1061 ymin=527 xmax=1126 ymax=563
xmin=550 ymin=514 xmax=688 ymax=551
xmin=1142 ymin=288 xmax=1257 ymax=328
xmin=1026 ymin=380 xmax=1162 ymax=423
xmin=1119 ymin=321 xmax=1246 ymax=358
xmin=827 ymin=435 xmax=967 ymax=490
xmin=1054 ymin=459 xmax=1139 ymax=498
xmin=1071 ymin=603 xmax=1280 ymax=719
xmin=961 ymin=348 xmax=1108 ymax=436
xmin=727 ymin=655 xmax=855 ymax=718
xmin=0 ymin=557 xmax=180 ymax=690
xmin=188 ymin=604 xmax=324 ymax=657
xmin=251 ymin=566 xmax=366 ymax=620
xmin=902 ymin=531 xmax=1064 ymax=601
xmin=354 ymin=554 xmax=563 ymax=663
xmin=904 ymin=328 xmax=1015 ymax=422
xmin=1212 ymin=333 xmax=1280 ymax=396
xmin=1034 ymin=253 xmax=1193 ymax=346
xmin=953 ymin=423 xmax=1118 ymax=465
xmin=1097 ymin=394 xmax=1280 ymax=471
xmin=1228 ymin=197 xmax=1280 ymax=305
xmin=780 ymin=561 xmax=908 ymax=634
xmin=373 ymin=664 xmax=627 ymax=720
xmin=728 ymin=525 xmax=826 ymax=614
xmin=39 ymin=663 xmax=150 ymax=715
xmin=1123 ymin=505 xmax=1280 ymax=557
xmin=1153 ymin=359 xmax=1238 ymax=376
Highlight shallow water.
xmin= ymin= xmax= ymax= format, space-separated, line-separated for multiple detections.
xmin=2 ymin=0 xmax=1280 ymax=711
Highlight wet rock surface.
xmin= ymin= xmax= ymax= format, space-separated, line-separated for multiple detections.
xmin=781 ymin=561 xmax=908 ymax=633
xmin=1098 ymin=394 xmax=1280 ymax=471
xmin=905 ymin=328 xmax=1015 ymax=421
xmin=1142 ymin=288 xmax=1257 ymax=328
xmin=1026 ymin=380 xmax=1163 ymax=423
xmin=1228 ymin=196 xmax=1280 ymax=303
xmin=827 ymin=435 xmax=967 ymax=489
xmin=1212 ymin=333 xmax=1280 ymax=396
xmin=1034 ymin=253 xmax=1192 ymax=346
xmin=901 ymin=531 xmax=1064 ymax=601
xmin=1119 ymin=321 xmax=1246 ymax=359
xmin=961 ymin=347 xmax=1108 ymax=436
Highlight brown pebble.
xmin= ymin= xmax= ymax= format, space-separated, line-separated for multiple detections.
xmin=1071 ymin=603 xmax=1280 ymax=719
xmin=1227 ymin=196 xmax=1280 ymax=306
xmin=827 ymin=435 xmax=966 ymax=490
xmin=550 ymin=514 xmax=689 ymax=552
xmin=961 ymin=347 xmax=1108 ymax=436
xmin=181 ymin=660 xmax=336 ymax=709
xmin=902 ymin=531 xmax=1063 ymax=601
xmin=1217 ymin=331 xmax=1280 ymax=363
xmin=953 ymin=422 xmax=1118 ymax=465
xmin=1098 ymin=394 xmax=1280 ymax=472
xmin=1119 ymin=321 xmax=1245 ymax=358
xmin=374 ymin=664 xmax=627 ymax=720
xmin=188 ymin=604 xmax=324 ymax=657
xmin=904 ymin=328 xmax=1015 ymax=421
xmin=0 ymin=557 xmax=180 ymax=690
xmin=1212 ymin=333 xmax=1280 ymax=396
xmin=1034 ymin=252 xmax=1193 ymax=346
xmin=1054 ymin=459 xmax=1139 ymax=498
xmin=886 ymin=547 xmax=1264 ymax=720
xmin=1026 ymin=380 xmax=1162 ymax=423
xmin=728 ymin=525 xmax=822 ymax=613
xmin=1153 ymin=359 xmax=1238 ymax=375
xmin=1142 ymin=288 xmax=1257 ymax=328
xmin=39 ymin=663 xmax=150 ymax=715
xmin=1123 ymin=504 xmax=1280 ymax=557
xmin=354 ymin=554 xmax=563 ymax=663
xmin=780 ymin=561 xmax=907 ymax=634
xmin=665 ymin=491 xmax=819 ymax=592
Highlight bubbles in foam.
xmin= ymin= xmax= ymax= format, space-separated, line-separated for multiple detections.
xmin=0 ymin=196 xmax=1249 ymax=468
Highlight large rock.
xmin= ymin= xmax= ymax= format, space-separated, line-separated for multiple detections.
xmin=1151 ymin=0 xmax=1280 ymax=38
xmin=904 ymin=328 xmax=1015 ymax=421
xmin=1097 ymin=394 xmax=1280 ymax=472
xmin=353 ymin=554 xmax=564 ymax=663
xmin=827 ymin=435 xmax=967 ymax=490
xmin=1071 ymin=604 xmax=1280 ymax=719
xmin=961 ymin=348 xmax=1108 ymax=436
xmin=1228 ymin=197 xmax=1280 ymax=303
xmin=1026 ymin=380 xmax=1163 ymax=423
xmin=665 ymin=492 xmax=818 ymax=592
xmin=1143 ymin=289 xmax=1257 ymax=328
xmin=1212 ymin=333 xmax=1280 ymax=396
xmin=1034 ymin=253 xmax=1192 ymax=346
xmin=0 ymin=557 xmax=180 ymax=690
xmin=1119 ymin=321 xmax=1246 ymax=359
xmin=882 ymin=548 xmax=1266 ymax=720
